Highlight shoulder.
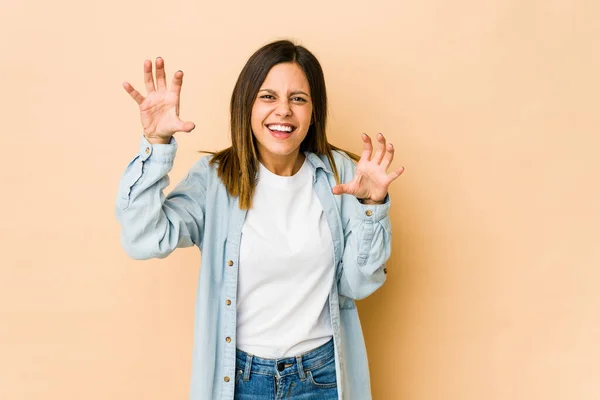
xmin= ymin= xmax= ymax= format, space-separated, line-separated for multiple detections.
xmin=331 ymin=149 xmax=356 ymax=168
xmin=310 ymin=150 xmax=355 ymax=169
xmin=185 ymin=154 xmax=219 ymax=187
xmin=188 ymin=154 xmax=217 ymax=173
xmin=307 ymin=150 xmax=357 ymax=183
xmin=330 ymin=150 xmax=357 ymax=182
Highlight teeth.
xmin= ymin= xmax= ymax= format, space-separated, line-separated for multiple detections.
xmin=268 ymin=124 xmax=293 ymax=132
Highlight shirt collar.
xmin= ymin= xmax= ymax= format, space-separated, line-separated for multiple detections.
xmin=304 ymin=152 xmax=334 ymax=176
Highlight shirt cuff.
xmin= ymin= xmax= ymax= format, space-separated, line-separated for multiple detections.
xmin=138 ymin=134 xmax=178 ymax=163
xmin=355 ymin=194 xmax=390 ymax=222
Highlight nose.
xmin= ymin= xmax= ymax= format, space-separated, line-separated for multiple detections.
xmin=275 ymin=99 xmax=292 ymax=117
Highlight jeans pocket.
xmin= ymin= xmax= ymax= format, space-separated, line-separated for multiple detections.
xmin=306 ymin=358 xmax=337 ymax=389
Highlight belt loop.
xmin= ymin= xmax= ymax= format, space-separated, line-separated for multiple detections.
xmin=243 ymin=354 xmax=253 ymax=381
xmin=296 ymin=355 xmax=306 ymax=380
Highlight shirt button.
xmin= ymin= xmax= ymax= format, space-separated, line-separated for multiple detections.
xmin=145 ymin=147 xmax=150 ymax=155
xmin=228 ymin=260 xmax=234 ymax=266
xmin=226 ymin=337 xmax=232 ymax=343
xmin=365 ymin=210 xmax=373 ymax=217
xmin=225 ymin=299 xmax=231 ymax=306
xmin=224 ymin=376 xmax=230 ymax=382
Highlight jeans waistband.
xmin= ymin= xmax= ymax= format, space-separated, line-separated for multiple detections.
xmin=235 ymin=338 xmax=335 ymax=380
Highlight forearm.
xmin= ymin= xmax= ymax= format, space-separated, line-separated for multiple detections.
xmin=115 ymin=136 xmax=201 ymax=259
xmin=338 ymin=198 xmax=392 ymax=300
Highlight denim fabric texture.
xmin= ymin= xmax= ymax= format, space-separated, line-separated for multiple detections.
xmin=116 ymin=136 xmax=392 ymax=399
xmin=234 ymin=338 xmax=338 ymax=400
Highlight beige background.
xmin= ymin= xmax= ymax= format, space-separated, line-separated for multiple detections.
xmin=1 ymin=0 xmax=599 ymax=399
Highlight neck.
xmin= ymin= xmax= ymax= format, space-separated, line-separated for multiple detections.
xmin=259 ymin=150 xmax=305 ymax=176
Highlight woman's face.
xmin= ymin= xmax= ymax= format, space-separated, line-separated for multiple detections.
xmin=250 ymin=62 xmax=313 ymax=166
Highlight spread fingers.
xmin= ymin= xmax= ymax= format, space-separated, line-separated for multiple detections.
xmin=143 ymin=59 xmax=156 ymax=93
xmin=123 ymin=82 xmax=145 ymax=105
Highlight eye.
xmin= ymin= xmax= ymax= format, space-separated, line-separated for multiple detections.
xmin=260 ymin=94 xmax=275 ymax=100
xmin=291 ymin=97 xmax=307 ymax=103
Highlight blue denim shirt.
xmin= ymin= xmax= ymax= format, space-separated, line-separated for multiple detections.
xmin=116 ymin=136 xmax=392 ymax=400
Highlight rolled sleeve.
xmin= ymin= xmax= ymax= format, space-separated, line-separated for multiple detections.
xmin=115 ymin=134 xmax=207 ymax=260
xmin=137 ymin=135 xmax=177 ymax=164
xmin=118 ymin=135 xmax=178 ymax=210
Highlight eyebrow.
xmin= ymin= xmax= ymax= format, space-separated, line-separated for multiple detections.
xmin=258 ymin=88 xmax=310 ymax=97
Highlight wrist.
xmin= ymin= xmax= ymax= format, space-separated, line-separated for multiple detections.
xmin=357 ymin=197 xmax=385 ymax=205
xmin=144 ymin=134 xmax=171 ymax=145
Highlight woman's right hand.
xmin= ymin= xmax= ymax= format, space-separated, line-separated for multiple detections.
xmin=123 ymin=57 xmax=196 ymax=144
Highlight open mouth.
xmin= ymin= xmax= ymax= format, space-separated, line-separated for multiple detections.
xmin=266 ymin=124 xmax=297 ymax=136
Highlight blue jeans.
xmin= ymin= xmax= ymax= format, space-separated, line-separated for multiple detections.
xmin=234 ymin=338 xmax=339 ymax=399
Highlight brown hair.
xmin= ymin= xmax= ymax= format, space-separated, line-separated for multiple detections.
xmin=209 ymin=40 xmax=358 ymax=209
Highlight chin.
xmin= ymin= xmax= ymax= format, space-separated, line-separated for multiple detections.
xmin=266 ymin=145 xmax=301 ymax=157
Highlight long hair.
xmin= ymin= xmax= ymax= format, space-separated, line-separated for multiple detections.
xmin=209 ymin=40 xmax=358 ymax=209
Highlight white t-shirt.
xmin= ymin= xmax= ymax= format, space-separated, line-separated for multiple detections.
xmin=236 ymin=158 xmax=335 ymax=358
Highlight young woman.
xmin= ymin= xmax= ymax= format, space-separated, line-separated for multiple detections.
xmin=117 ymin=40 xmax=404 ymax=400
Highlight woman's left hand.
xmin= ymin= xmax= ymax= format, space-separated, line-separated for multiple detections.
xmin=332 ymin=133 xmax=405 ymax=204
